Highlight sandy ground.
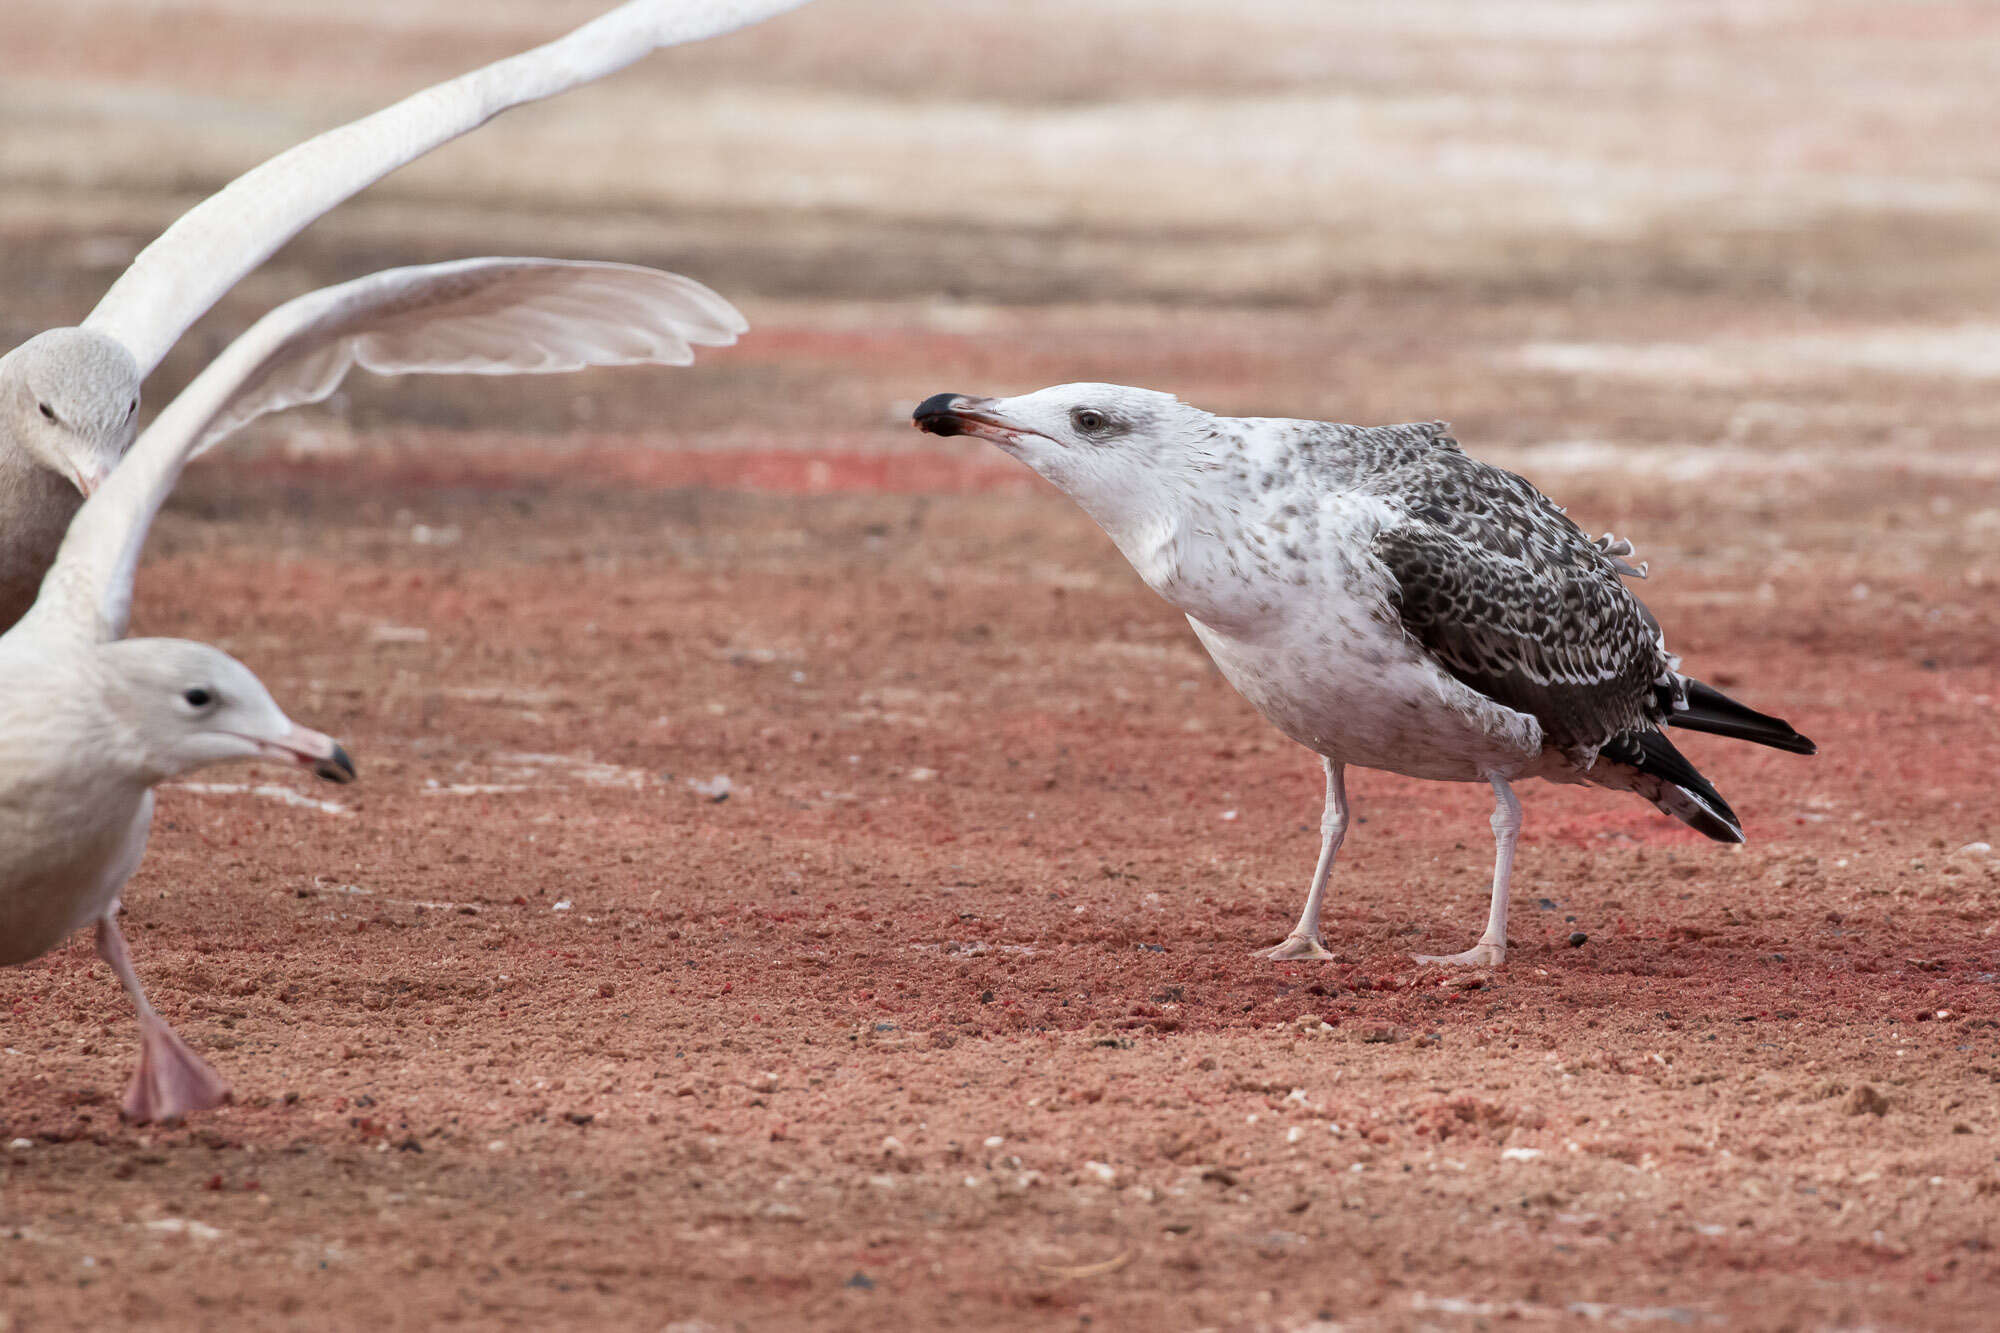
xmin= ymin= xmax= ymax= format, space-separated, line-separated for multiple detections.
xmin=3 ymin=2 xmax=2000 ymax=1330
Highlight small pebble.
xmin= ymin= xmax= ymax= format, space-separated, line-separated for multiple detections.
xmin=1567 ymin=932 xmax=1588 ymax=948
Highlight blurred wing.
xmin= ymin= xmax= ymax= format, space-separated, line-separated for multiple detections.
xmin=29 ymin=257 xmax=742 ymax=643
xmin=81 ymin=0 xmax=809 ymax=374
xmin=190 ymin=258 xmax=743 ymax=455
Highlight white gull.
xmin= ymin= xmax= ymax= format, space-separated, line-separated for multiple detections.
xmin=916 ymin=384 xmax=1815 ymax=967
xmin=0 ymin=0 xmax=811 ymax=627
xmin=0 ymin=254 xmax=744 ymax=1121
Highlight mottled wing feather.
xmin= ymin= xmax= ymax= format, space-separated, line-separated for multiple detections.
xmin=1366 ymin=445 xmax=1672 ymax=756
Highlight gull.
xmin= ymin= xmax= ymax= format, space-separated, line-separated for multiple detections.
xmin=914 ymin=385 xmax=1815 ymax=967
xmin=1 ymin=254 xmax=746 ymax=1120
xmin=0 ymin=0 xmax=811 ymax=627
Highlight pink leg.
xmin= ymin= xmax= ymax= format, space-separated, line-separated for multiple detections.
xmin=95 ymin=913 xmax=229 ymax=1122
xmin=1413 ymin=777 xmax=1521 ymax=969
xmin=1259 ymin=759 xmax=1347 ymax=961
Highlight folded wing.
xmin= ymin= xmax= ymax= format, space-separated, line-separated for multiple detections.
xmin=81 ymin=0 xmax=809 ymax=375
xmin=1375 ymin=508 xmax=1673 ymax=761
xmin=32 ymin=257 xmax=743 ymax=643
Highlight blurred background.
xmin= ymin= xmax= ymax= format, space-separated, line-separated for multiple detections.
xmin=6 ymin=0 xmax=2000 ymax=491
xmin=2 ymin=8 xmax=1997 ymax=1325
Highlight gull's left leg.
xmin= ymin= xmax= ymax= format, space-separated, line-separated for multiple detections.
xmin=1414 ymin=776 xmax=1521 ymax=968
xmin=1260 ymin=759 xmax=1347 ymax=961
xmin=96 ymin=908 xmax=230 ymax=1122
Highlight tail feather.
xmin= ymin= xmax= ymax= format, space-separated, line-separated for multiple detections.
xmin=1670 ymin=678 xmax=1816 ymax=755
xmin=1596 ymin=729 xmax=1744 ymax=844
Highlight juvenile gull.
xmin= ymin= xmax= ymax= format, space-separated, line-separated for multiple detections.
xmin=1 ymin=255 xmax=744 ymax=1120
xmin=0 ymin=0 xmax=810 ymax=627
xmin=915 ymin=385 xmax=1815 ymax=967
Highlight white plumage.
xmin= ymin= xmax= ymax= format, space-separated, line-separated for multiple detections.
xmin=0 ymin=0 xmax=810 ymax=628
xmin=2 ymin=257 xmax=746 ymax=1121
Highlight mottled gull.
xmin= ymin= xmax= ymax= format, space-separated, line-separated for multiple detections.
xmin=0 ymin=0 xmax=811 ymax=625
xmin=915 ymin=384 xmax=1814 ymax=967
xmin=1 ymin=255 xmax=746 ymax=1121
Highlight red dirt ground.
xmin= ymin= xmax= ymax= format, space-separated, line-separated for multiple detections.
xmin=1 ymin=436 xmax=1995 ymax=1330
xmin=6 ymin=3 xmax=2000 ymax=1320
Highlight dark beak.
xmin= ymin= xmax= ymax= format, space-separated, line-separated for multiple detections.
xmin=913 ymin=392 xmax=976 ymax=436
xmin=315 ymin=744 xmax=358 ymax=785
xmin=915 ymin=394 xmax=1027 ymax=449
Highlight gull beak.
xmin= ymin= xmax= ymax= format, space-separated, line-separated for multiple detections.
xmin=912 ymin=393 xmax=1024 ymax=446
xmin=73 ymin=460 xmax=112 ymax=497
xmin=912 ymin=392 xmax=979 ymax=436
xmin=258 ymin=723 xmax=358 ymax=784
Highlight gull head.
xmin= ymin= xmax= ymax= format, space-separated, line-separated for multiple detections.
xmin=0 ymin=329 xmax=142 ymax=496
xmin=99 ymin=639 xmax=356 ymax=784
xmin=914 ymin=383 xmax=1212 ymax=527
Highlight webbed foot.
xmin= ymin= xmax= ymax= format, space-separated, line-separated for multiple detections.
xmin=1260 ymin=933 xmax=1335 ymax=962
xmin=1413 ymin=942 xmax=1505 ymax=968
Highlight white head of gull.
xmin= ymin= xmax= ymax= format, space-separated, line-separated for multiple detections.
xmin=0 ymin=0 xmax=811 ymax=627
xmin=916 ymin=384 xmax=1815 ymax=968
xmin=1 ymin=254 xmax=750 ymax=1121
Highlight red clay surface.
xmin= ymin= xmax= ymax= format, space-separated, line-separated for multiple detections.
xmin=1 ymin=442 xmax=1995 ymax=1330
xmin=6 ymin=2 xmax=2000 ymax=1324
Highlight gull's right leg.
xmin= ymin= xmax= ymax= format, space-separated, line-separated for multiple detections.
xmin=96 ymin=908 xmax=230 ymax=1122
xmin=1413 ymin=776 xmax=1521 ymax=968
xmin=1260 ymin=759 xmax=1347 ymax=961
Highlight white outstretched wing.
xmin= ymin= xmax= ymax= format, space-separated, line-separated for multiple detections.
xmin=30 ymin=257 xmax=742 ymax=643
xmin=189 ymin=258 xmax=743 ymax=457
xmin=81 ymin=0 xmax=809 ymax=375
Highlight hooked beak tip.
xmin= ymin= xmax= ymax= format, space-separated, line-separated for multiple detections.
xmin=912 ymin=392 xmax=972 ymax=437
xmin=314 ymin=743 xmax=357 ymax=785
xmin=271 ymin=725 xmax=356 ymax=783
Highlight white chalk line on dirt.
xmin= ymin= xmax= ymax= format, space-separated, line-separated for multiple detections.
xmin=1411 ymin=1291 xmax=1713 ymax=1323
xmin=418 ymin=753 xmax=661 ymax=796
xmin=311 ymin=880 xmax=486 ymax=915
xmin=167 ymin=782 xmax=351 ymax=817
xmin=1487 ymin=441 xmax=2000 ymax=484
xmin=1514 ymin=323 xmax=2000 ymax=386
xmin=491 ymin=751 xmax=653 ymax=789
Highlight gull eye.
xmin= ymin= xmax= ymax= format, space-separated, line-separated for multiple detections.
xmin=182 ymin=687 xmax=215 ymax=709
xmin=1071 ymin=408 xmax=1108 ymax=433
xmin=38 ymin=402 xmax=56 ymax=422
